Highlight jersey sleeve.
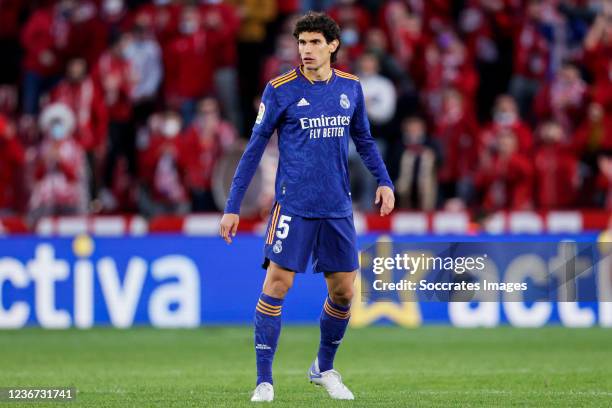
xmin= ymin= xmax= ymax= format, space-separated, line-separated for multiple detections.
xmin=253 ymin=83 xmax=283 ymax=138
xmin=350 ymin=83 xmax=394 ymax=190
xmin=224 ymin=84 xmax=283 ymax=214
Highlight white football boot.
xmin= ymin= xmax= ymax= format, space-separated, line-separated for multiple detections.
xmin=308 ymin=358 xmax=355 ymax=400
xmin=250 ymin=382 xmax=274 ymax=402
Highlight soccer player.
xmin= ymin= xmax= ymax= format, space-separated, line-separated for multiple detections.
xmin=219 ymin=12 xmax=395 ymax=402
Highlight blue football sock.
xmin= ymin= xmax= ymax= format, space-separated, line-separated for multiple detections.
xmin=254 ymin=293 xmax=283 ymax=385
xmin=317 ymin=296 xmax=350 ymax=372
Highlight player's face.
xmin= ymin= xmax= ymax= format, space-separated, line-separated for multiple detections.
xmin=297 ymin=32 xmax=338 ymax=70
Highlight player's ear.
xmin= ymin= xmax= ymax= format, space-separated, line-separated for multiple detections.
xmin=329 ymin=39 xmax=339 ymax=55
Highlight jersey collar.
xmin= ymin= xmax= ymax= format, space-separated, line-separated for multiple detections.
xmin=298 ymin=65 xmax=335 ymax=85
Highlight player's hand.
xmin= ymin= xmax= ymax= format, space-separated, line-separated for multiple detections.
xmin=375 ymin=186 xmax=395 ymax=216
xmin=219 ymin=213 xmax=239 ymax=244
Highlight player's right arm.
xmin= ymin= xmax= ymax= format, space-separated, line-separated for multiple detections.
xmin=220 ymin=83 xmax=283 ymax=244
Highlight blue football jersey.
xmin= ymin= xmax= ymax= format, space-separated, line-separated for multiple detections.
xmin=225 ymin=66 xmax=393 ymax=218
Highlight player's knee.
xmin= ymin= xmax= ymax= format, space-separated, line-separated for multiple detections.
xmin=263 ymin=264 xmax=294 ymax=298
xmin=266 ymin=278 xmax=292 ymax=298
xmin=330 ymin=287 xmax=354 ymax=306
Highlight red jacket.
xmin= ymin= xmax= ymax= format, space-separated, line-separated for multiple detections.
xmin=513 ymin=20 xmax=550 ymax=80
xmin=534 ymin=144 xmax=578 ymax=209
xmin=533 ymin=81 xmax=587 ymax=132
xmin=50 ymin=78 xmax=108 ymax=152
xmin=433 ymin=112 xmax=480 ymax=183
xmin=476 ymin=152 xmax=534 ymax=211
xmin=93 ymin=51 xmax=134 ymax=122
xmin=138 ymin=132 xmax=186 ymax=203
xmin=163 ymin=30 xmax=217 ymax=101
xmin=479 ymin=121 xmax=534 ymax=154
xmin=328 ymin=4 xmax=371 ymax=35
xmin=178 ymin=126 xmax=221 ymax=191
xmin=583 ymin=40 xmax=612 ymax=85
xmin=21 ymin=7 xmax=71 ymax=76
xmin=138 ymin=132 xmax=180 ymax=187
xmin=0 ymin=131 xmax=25 ymax=210
xmin=199 ymin=3 xmax=240 ymax=67
xmin=30 ymin=137 xmax=86 ymax=210
xmin=133 ymin=3 xmax=182 ymax=47
xmin=573 ymin=115 xmax=612 ymax=154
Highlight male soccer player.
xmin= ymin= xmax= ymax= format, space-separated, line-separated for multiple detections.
xmin=219 ymin=12 xmax=395 ymax=402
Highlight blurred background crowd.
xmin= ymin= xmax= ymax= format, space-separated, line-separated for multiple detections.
xmin=1 ymin=0 xmax=612 ymax=221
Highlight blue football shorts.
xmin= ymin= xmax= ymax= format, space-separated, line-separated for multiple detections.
xmin=261 ymin=202 xmax=359 ymax=273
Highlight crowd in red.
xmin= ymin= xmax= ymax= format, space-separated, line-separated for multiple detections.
xmin=0 ymin=0 xmax=611 ymax=221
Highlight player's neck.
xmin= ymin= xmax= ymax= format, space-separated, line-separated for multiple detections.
xmin=301 ymin=64 xmax=332 ymax=82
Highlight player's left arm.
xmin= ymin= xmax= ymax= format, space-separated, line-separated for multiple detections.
xmin=350 ymin=83 xmax=395 ymax=216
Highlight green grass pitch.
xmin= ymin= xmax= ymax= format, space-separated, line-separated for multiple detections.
xmin=0 ymin=326 xmax=610 ymax=407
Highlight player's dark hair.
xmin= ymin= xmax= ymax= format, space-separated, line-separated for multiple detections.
xmin=293 ymin=12 xmax=341 ymax=63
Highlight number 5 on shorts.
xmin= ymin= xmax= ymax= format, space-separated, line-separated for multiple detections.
xmin=276 ymin=215 xmax=292 ymax=239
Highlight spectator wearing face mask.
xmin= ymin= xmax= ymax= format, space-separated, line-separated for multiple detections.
xmin=533 ymin=62 xmax=588 ymax=134
xmin=63 ymin=1 xmax=107 ymax=69
xmin=328 ymin=0 xmax=370 ymax=60
xmin=29 ymin=103 xmax=88 ymax=219
xmin=137 ymin=110 xmax=188 ymax=216
xmin=99 ymin=0 xmax=130 ymax=37
xmin=199 ymin=0 xmax=242 ymax=133
xmin=0 ymin=113 xmax=25 ymax=214
xmin=83 ymin=0 xmax=131 ymax=66
xmin=509 ymin=0 xmax=555 ymax=119
xmin=533 ymin=120 xmax=578 ymax=209
xmin=475 ymin=128 xmax=533 ymax=211
xmin=433 ymin=88 xmax=480 ymax=207
xmin=164 ymin=6 xmax=217 ymax=126
xmin=421 ymin=29 xmax=479 ymax=120
xmin=124 ymin=14 xmax=163 ymax=126
xmin=260 ymin=34 xmax=301 ymax=88
xmin=50 ymin=58 xmax=108 ymax=199
xmin=328 ymin=0 xmax=370 ymax=35
xmin=21 ymin=0 xmax=79 ymax=115
xmin=133 ymin=0 xmax=183 ymax=46
xmin=179 ymin=96 xmax=238 ymax=212
xmin=480 ymin=94 xmax=533 ymax=155
xmin=379 ymin=1 xmax=422 ymax=66
xmin=395 ymin=116 xmax=437 ymax=210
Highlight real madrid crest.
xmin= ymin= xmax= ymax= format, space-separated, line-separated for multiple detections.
xmin=340 ymin=94 xmax=350 ymax=109
xmin=273 ymin=240 xmax=283 ymax=254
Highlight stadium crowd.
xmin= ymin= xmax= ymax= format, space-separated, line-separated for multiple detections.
xmin=1 ymin=0 xmax=612 ymax=221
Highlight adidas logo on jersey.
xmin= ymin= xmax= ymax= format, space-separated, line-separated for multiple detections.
xmin=297 ymin=98 xmax=310 ymax=107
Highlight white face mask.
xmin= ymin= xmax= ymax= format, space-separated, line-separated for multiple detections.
xmin=179 ymin=21 xmax=198 ymax=35
xmin=162 ymin=119 xmax=181 ymax=138
xmin=103 ymin=0 xmax=124 ymax=16
xmin=51 ymin=123 xmax=68 ymax=140
xmin=341 ymin=29 xmax=359 ymax=47
xmin=494 ymin=111 xmax=517 ymax=126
